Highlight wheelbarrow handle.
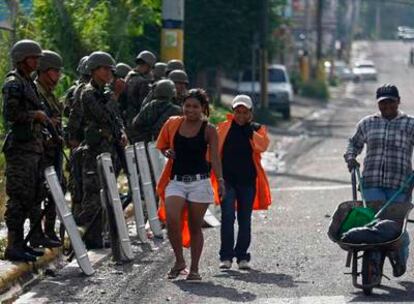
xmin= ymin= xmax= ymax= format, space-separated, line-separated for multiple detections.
xmin=351 ymin=168 xmax=357 ymax=201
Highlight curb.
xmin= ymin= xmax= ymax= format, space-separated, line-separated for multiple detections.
xmin=0 ymin=248 xmax=60 ymax=299
xmin=0 ymin=206 xmax=137 ymax=302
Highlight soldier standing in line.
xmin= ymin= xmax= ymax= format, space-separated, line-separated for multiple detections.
xmin=132 ymin=79 xmax=181 ymax=143
xmin=63 ymin=56 xmax=91 ymax=119
xmin=120 ymin=50 xmax=156 ymax=143
xmin=165 ymin=59 xmax=185 ymax=76
xmin=2 ymin=40 xmax=51 ymax=261
xmin=153 ymin=62 xmax=167 ymax=81
xmin=33 ymin=50 xmax=65 ymax=246
xmin=114 ymin=63 xmax=132 ymax=80
xmin=168 ymin=69 xmax=189 ymax=106
xmin=66 ymin=56 xmax=91 ymax=219
xmin=76 ymin=51 xmax=127 ymax=249
xmin=140 ymin=67 xmax=189 ymax=110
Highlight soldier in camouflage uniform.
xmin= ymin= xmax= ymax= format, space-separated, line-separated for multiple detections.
xmin=165 ymin=59 xmax=185 ymax=76
xmin=77 ymin=51 xmax=127 ymax=249
xmin=120 ymin=50 xmax=156 ymax=143
xmin=66 ymin=56 xmax=91 ymax=219
xmin=153 ymin=62 xmax=167 ymax=81
xmin=2 ymin=40 xmax=51 ymax=261
xmin=33 ymin=50 xmax=65 ymax=246
xmin=168 ymin=69 xmax=189 ymax=106
xmin=114 ymin=63 xmax=132 ymax=80
xmin=63 ymin=56 xmax=91 ymax=119
xmin=132 ymin=79 xmax=181 ymax=143
xmin=141 ymin=68 xmax=189 ymax=110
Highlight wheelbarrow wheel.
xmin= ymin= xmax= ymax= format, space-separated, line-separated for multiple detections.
xmin=362 ymin=250 xmax=385 ymax=295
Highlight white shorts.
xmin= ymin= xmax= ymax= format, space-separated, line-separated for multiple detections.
xmin=165 ymin=179 xmax=214 ymax=203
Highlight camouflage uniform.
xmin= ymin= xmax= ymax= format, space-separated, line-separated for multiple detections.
xmin=132 ymin=80 xmax=181 ymax=142
xmin=120 ymin=50 xmax=156 ymax=143
xmin=63 ymin=56 xmax=91 ymax=118
xmin=77 ymin=80 xmax=125 ymax=248
xmin=2 ymin=69 xmax=45 ymax=259
xmin=120 ymin=70 xmax=152 ymax=142
xmin=35 ymin=80 xmax=64 ymax=239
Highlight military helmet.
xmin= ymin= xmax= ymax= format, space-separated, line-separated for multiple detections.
xmin=114 ymin=63 xmax=132 ymax=79
xmin=86 ymin=51 xmax=116 ymax=71
xmin=166 ymin=59 xmax=184 ymax=74
xmin=168 ymin=69 xmax=189 ymax=84
xmin=38 ymin=50 xmax=63 ymax=72
xmin=11 ymin=39 xmax=43 ymax=64
xmin=135 ymin=50 xmax=156 ymax=67
xmin=154 ymin=79 xmax=176 ymax=99
xmin=77 ymin=56 xmax=90 ymax=76
xmin=153 ymin=62 xmax=167 ymax=79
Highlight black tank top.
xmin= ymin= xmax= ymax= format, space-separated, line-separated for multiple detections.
xmin=171 ymin=121 xmax=209 ymax=176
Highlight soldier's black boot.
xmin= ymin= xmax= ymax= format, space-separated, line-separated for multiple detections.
xmin=30 ymin=226 xmax=62 ymax=248
xmin=23 ymin=245 xmax=45 ymax=257
xmin=45 ymin=218 xmax=61 ymax=243
xmin=4 ymin=230 xmax=37 ymax=262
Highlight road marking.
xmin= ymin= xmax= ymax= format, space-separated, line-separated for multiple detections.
xmin=255 ymin=296 xmax=347 ymax=304
xmin=272 ymin=185 xmax=351 ymax=192
xmin=204 ymin=296 xmax=347 ymax=304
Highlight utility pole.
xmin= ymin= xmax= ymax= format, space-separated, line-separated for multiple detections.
xmin=315 ymin=0 xmax=324 ymax=80
xmin=259 ymin=0 xmax=269 ymax=109
xmin=316 ymin=0 xmax=323 ymax=63
xmin=161 ymin=0 xmax=184 ymax=62
xmin=375 ymin=1 xmax=381 ymax=40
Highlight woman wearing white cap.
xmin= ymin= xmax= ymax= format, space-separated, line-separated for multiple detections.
xmin=212 ymin=94 xmax=272 ymax=270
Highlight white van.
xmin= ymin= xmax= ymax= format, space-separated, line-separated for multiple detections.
xmin=237 ymin=64 xmax=293 ymax=119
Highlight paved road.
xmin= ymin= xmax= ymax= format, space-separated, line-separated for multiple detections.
xmin=16 ymin=40 xmax=414 ymax=303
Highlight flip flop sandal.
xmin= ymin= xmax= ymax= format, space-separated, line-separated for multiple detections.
xmin=167 ymin=266 xmax=188 ymax=279
xmin=186 ymin=272 xmax=202 ymax=283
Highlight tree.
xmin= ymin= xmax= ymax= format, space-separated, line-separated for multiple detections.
xmin=184 ymin=0 xmax=287 ymax=84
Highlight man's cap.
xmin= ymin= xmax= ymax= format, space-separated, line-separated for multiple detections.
xmin=232 ymin=94 xmax=253 ymax=110
xmin=376 ymin=84 xmax=400 ymax=102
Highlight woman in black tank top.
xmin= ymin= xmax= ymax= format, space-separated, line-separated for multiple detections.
xmin=162 ymin=89 xmax=225 ymax=282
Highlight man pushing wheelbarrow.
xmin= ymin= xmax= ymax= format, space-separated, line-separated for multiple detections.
xmin=328 ymin=84 xmax=414 ymax=295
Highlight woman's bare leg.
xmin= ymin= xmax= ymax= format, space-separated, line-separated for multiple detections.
xmin=165 ymin=196 xmax=187 ymax=268
xmin=188 ymin=203 xmax=209 ymax=273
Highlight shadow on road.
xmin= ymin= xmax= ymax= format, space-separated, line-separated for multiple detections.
xmin=349 ymin=281 xmax=414 ymax=302
xmin=173 ymin=280 xmax=257 ymax=302
xmin=214 ymin=269 xmax=306 ymax=288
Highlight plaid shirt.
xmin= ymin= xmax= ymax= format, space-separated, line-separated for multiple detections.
xmin=344 ymin=111 xmax=414 ymax=189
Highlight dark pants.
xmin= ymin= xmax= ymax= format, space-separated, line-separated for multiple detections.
xmin=219 ymin=182 xmax=256 ymax=263
xmin=5 ymin=150 xmax=43 ymax=234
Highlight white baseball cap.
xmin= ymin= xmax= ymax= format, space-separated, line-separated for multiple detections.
xmin=232 ymin=94 xmax=253 ymax=110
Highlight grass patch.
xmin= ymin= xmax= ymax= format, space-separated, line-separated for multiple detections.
xmin=300 ymin=80 xmax=330 ymax=101
xmin=209 ymin=103 xmax=230 ymax=125
xmin=0 ymin=237 xmax=6 ymax=259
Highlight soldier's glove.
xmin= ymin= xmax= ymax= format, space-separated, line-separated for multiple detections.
xmin=346 ymin=158 xmax=360 ymax=173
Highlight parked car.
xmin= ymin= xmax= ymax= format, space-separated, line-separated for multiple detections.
xmin=238 ymin=64 xmax=293 ymax=119
xmin=324 ymin=60 xmax=354 ymax=81
xmin=352 ymin=60 xmax=378 ymax=81
xmin=397 ymin=26 xmax=414 ymax=41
